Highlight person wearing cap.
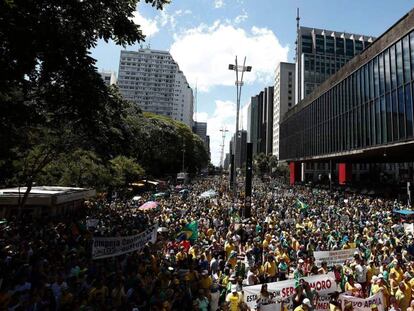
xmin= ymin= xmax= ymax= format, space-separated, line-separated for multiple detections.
xmin=225 ymin=285 xmax=242 ymax=311
xmin=294 ymin=298 xmax=312 ymax=311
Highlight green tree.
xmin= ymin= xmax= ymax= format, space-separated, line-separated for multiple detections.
xmin=110 ymin=156 xmax=145 ymax=190
xmin=0 ymin=0 xmax=170 ymax=203
xmin=254 ymin=153 xmax=278 ymax=177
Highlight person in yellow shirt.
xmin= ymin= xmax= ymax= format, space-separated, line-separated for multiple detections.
xmin=403 ymin=272 xmax=412 ymax=301
xmin=225 ymin=286 xmax=242 ymax=311
xmin=199 ymin=270 xmax=213 ymax=293
xmin=294 ymin=298 xmax=312 ymax=311
xmin=224 ymin=240 xmax=235 ymax=259
xmin=390 ymin=260 xmax=404 ymax=283
xmin=262 ymin=234 xmax=271 ymax=250
xmin=344 ymin=275 xmax=358 ymax=294
xmin=395 ymin=281 xmax=411 ymax=310
xmin=175 ymin=246 xmax=187 ymax=268
xmin=264 ymin=254 xmax=277 ymax=282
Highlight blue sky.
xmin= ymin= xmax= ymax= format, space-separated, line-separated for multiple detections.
xmin=91 ymin=0 xmax=414 ymax=165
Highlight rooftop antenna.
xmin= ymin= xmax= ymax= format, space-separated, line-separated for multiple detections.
xmin=294 ymin=7 xmax=300 ymax=62
xmin=146 ymin=40 xmax=151 ymax=49
xmin=219 ymin=127 xmax=229 ymax=168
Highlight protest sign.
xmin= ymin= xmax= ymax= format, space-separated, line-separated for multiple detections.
xmin=314 ymin=249 xmax=356 ymax=266
xmin=86 ymin=218 xmax=99 ymax=229
xmin=404 ymin=223 xmax=414 ymax=234
xmin=339 ymin=292 xmax=384 ymax=311
xmin=92 ymin=224 xmax=158 ymax=259
xmin=243 ymin=273 xmax=337 ymax=310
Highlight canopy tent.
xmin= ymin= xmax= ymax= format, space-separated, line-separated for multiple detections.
xmin=199 ymin=189 xmax=217 ymax=199
xmin=139 ymin=201 xmax=159 ymax=210
xmin=393 ymin=209 xmax=414 ymax=216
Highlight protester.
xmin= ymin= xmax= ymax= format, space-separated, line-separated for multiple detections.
xmin=1 ymin=175 xmax=414 ymax=310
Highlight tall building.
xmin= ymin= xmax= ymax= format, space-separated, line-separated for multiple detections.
xmin=247 ymin=87 xmax=274 ymax=156
xmin=263 ymin=86 xmax=274 ymax=155
xmin=117 ymin=49 xmax=194 ymax=127
xmin=193 ymin=121 xmax=210 ymax=156
xmin=230 ymin=130 xmax=248 ymax=168
xmin=281 ymin=8 xmax=414 ymax=184
xmin=295 ymin=26 xmax=375 ymax=104
xmin=273 ymin=62 xmax=295 ymax=159
xmin=193 ymin=121 xmax=207 ymax=141
xmin=99 ymin=70 xmax=117 ymax=86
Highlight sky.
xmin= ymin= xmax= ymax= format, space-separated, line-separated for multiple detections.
xmin=91 ymin=0 xmax=414 ymax=166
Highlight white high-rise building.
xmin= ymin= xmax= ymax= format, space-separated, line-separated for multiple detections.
xmin=273 ymin=62 xmax=295 ymax=159
xmin=117 ymin=49 xmax=193 ymax=127
xmin=99 ymin=70 xmax=117 ymax=86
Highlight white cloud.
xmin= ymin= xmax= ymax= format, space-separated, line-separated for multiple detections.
xmin=194 ymin=112 xmax=209 ymax=122
xmin=214 ymin=0 xmax=225 ymax=8
xmin=234 ymin=10 xmax=248 ymax=24
xmin=157 ymin=9 xmax=192 ymax=31
xmin=170 ymin=21 xmax=289 ymax=92
xmin=131 ymin=11 xmax=159 ymax=38
xmin=204 ymin=100 xmax=237 ymax=166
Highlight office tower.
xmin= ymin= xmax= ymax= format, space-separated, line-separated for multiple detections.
xmin=295 ymin=26 xmax=375 ymax=104
xmin=273 ymin=62 xmax=295 ymax=159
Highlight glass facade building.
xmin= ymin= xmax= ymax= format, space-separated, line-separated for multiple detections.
xmin=296 ymin=27 xmax=375 ymax=104
xmin=281 ymin=11 xmax=414 ymax=162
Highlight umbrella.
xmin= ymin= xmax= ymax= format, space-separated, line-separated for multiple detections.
xmin=139 ymin=201 xmax=159 ymax=210
xmin=179 ymin=189 xmax=189 ymax=194
xmin=199 ymin=189 xmax=217 ymax=199
xmin=157 ymin=227 xmax=169 ymax=233
xmin=132 ymin=196 xmax=142 ymax=201
xmin=154 ymin=192 xmax=166 ymax=198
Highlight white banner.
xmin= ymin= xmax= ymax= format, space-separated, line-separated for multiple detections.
xmin=92 ymin=224 xmax=158 ymax=259
xmin=404 ymin=223 xmax=414 ymax=234
xmin=314 ymin=248 xmax=356 ymax=266
xmin=243 ymin=273 xmax=337 ymax=310
xmin=339 ymin=292 xmax=384 ymax=311
xmin=86 ymin=218 xmax=99 ymax=229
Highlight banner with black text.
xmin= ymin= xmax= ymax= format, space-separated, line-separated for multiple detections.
xmin=92 ymin=224 xmax=157 ymax=259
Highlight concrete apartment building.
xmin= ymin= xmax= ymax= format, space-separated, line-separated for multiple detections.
xmin=99 ymin=70 xmax=117 ymax=86
xmin=273 ymin=62 xmax=295 ymax=159
xmin=117 ymin=49 xmax=194 ymax=128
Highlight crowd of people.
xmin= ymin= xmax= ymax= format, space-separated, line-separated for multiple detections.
xmin=1 ymin=176 xmax=414 ymax=310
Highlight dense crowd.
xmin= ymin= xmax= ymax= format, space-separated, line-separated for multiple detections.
xmin=1 ymin=176 xmax=414 ymax=311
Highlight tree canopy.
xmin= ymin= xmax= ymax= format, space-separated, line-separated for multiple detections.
xmin=0 ymin=0 xmax=209 ymax=199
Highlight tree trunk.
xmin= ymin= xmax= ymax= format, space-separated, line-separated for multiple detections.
xmin=18 ymin=179 xmax=33 ymax=215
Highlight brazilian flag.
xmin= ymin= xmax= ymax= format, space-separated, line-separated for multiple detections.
xmin=296 ymin=199 xmax=309 ymax=212
xmin=178 ymin=221 xmax=198 ymax=241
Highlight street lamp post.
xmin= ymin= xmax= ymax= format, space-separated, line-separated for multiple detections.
xmin=228 ymin=56 xmax=251 ymax=194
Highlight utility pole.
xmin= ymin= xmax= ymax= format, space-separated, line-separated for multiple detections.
xmin=219 ymin=127 xmax=229 ymax=168
xmin=228 ymin=57 xmax=252 ymax=194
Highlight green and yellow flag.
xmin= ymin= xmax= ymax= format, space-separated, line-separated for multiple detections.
xmin=178 ymin=221 xmax=198 ymax=241
xmin=296 ymin=199 xmax=309 ymax=212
